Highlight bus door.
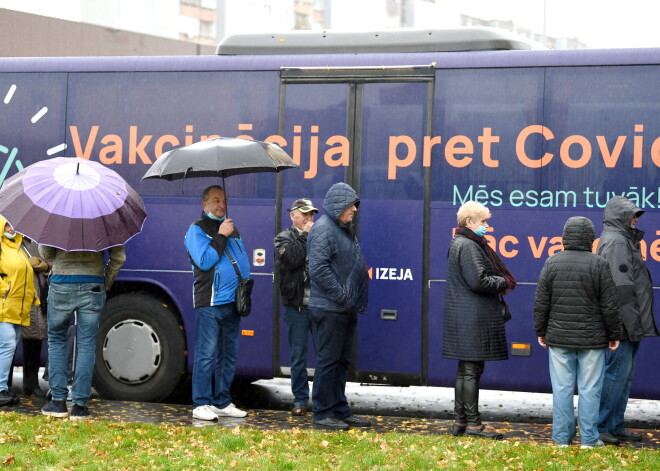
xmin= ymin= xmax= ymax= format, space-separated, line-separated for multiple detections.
xmin=278 ymin=67 xmax=434 ymax=385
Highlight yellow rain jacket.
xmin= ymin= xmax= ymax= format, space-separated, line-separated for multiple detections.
xmin=0 ymin=216 xmax=38 ymax=326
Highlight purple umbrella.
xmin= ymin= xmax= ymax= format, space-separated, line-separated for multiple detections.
xmin=0 ymin=157 xmax=146 ymax=251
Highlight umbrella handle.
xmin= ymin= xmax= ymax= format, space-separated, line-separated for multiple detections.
xmin=222 ymin=176 xmax=228 ymax=218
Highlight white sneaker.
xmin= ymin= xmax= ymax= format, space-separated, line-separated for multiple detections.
xmin=580 ymin=439 xmax=605 ymax=449
xmin=192 ymin=405 xmax=219 ymax=421
xmin=211 ymin=403 xmax=247 ymax=418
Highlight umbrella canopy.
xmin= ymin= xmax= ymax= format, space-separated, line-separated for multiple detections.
xmin=141 ymin=137 xmax=298 ymax=181
xmin=0 ymin=157 xmax=146 ymax=252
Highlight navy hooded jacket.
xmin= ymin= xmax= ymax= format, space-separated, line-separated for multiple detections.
xmin=307 ymin=183 xmax=369 ymax=314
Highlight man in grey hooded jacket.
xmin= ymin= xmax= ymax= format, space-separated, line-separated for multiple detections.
xmin=597 ymin=196 xmax=659 ymax=445
xmin=307 ymin=182 xmax=369 ymax=430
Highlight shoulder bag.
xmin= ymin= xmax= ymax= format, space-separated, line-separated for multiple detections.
xmin=225 ymin=249 xmax=254 ymax=317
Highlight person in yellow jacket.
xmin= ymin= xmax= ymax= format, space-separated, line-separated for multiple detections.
xmin=0 ymin=216 xmax=39 ymax=406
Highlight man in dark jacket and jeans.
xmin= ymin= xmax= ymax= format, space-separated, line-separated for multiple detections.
xmin=534 ymin=216 xmax=621 ymax=448
xmin=274 ymin=198 xmax=319 ymax=416
xmin=597 ymin=196 xmax=659 ymax=445
xmin=307 ymin=182 xmax=369 ymax=431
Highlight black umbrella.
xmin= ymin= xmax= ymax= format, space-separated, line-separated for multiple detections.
xmin=141 ymin=137 xmax=298 ymax=181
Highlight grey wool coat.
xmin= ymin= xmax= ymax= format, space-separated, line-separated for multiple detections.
xmin=443 ymin=231 xmax=508 ymax=361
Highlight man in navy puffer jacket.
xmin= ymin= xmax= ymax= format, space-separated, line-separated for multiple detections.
xmin=307 ymin=182 xmax=369 ymax=430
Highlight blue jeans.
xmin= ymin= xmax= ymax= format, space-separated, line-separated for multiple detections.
xmin=47 ymin=282 xmax=105 ymax=406
xmin=284 ymin=306 xmax=314 ymax=405
xmin=310 ymin=308 xmax=356 ymax=421
xmin=548 ymin=347 xmax=605 ymax=445
xmin=0 ymin=322 xmax=22 ymax=391
xmin=192 ymin=304 xmax=240 ymax=409
xmin=598 ymin=340 xmax=639 ymax=434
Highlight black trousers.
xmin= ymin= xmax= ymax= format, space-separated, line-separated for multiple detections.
xmin=21 ymin=339 xmax=43 ymax=391
xmin=454 ymin=360 xmax=485 ymax=426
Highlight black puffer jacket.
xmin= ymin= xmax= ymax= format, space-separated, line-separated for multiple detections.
xmin=534 ymin=216 xmax=621 ymax=349
xmin=274 ymin=225 xmax=309 ymax=308
xmin=597 ymin=196 xmax=658 ymax=341
xmin=307 ymin=183 xmax=368 ymax=314
xmin=443 ymin=230 xmax=508 ymax=361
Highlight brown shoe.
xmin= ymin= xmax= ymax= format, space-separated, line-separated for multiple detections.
xmin=291 ymin=403 xmax=307 ymax=416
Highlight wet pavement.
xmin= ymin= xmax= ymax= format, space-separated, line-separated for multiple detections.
xmin=6 ymin=373 xmax=660 ymax=449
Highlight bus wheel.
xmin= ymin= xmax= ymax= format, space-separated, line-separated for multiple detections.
xmin=93 ymin=293 xmax=187 ymax=402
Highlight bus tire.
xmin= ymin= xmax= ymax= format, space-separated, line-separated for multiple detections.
xmin=93 ymin=293 xmax=187 ymax=402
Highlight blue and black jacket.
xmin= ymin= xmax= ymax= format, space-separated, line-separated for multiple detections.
xmin=184 ymin=212 xmax=250 ymax=308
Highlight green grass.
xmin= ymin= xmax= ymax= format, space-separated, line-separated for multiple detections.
xmin=0 ymin=411 xmax=657 ymax=470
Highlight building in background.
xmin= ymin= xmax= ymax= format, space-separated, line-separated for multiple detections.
xmin=0 ymin=0 xmax=587 ymax=57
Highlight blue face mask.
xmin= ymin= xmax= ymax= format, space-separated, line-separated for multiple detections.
xmin=206 ymin=211 xmax=225 ymax=222
xmin=4 ymin=232 xmax=16 ymax=240
xmin=474 ymin=225 xmax=487 ymax=237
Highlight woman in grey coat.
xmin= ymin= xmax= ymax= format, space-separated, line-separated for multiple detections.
xmin=443 ymin=201 xmax=515 ymax=439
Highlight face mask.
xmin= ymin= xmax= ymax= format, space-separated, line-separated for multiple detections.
xmin=474 ymin=225 xmax=487 ymax=237
xmin=4 ymin=232 xmax=16 ymax=240
xmin=206 ymin=212 xmax=225 ymax=222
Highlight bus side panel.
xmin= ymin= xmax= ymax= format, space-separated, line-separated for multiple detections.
xmin=542 ymin=65 xmax=660 ymax=399
xmin=0 ymin=73 xmax=68 ymax=181
xmin=63 ymin=70 xmax=281 ymax=379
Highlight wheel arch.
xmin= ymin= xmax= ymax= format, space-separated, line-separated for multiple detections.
xmin=108 ymin=279 xmax=187 ymax=332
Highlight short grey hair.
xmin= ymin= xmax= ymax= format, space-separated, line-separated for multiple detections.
xmin=456 ymin=201 xmax=491 ymax=227
xmin=202 ymin=185 xmax=224 ymax=201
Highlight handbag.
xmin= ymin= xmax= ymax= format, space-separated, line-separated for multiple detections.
xmin=500 ymin=295 xmax=512 ymax=323
xmin=225 ymin=249 xmax=254 ymax=317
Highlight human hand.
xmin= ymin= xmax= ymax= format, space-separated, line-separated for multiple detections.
xmin=537 ymin=336 xmax=547 ymax=348
xmin=0 ymin=281 xmax=10 ymax=299
xmin=219 ymin=218 xmax=234 ymax=237
xmin=303 ymin=220 xmax=314 ymax=232
xmin=608 ymin=340 xmax=620 ymax=351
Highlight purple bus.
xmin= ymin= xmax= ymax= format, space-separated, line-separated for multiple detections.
xmin=1 ymin=29 xmax=658 ymax=402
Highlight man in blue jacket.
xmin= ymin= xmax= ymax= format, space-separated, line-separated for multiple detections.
xmin=307 ymin=182 xmax=370 ymax=430
xmin=184 ymin=185 xmax=250 ymax=421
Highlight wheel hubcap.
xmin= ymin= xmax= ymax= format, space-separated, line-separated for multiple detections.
xmin=102 ymin=319 xmax=162 ymax=384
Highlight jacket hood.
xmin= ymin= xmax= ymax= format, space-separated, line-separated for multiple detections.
xmin=602 ymin=196 xmax=643 ymax=233
xmin=562 ymin=216 xmax=595 ymax=251
xmin=0 ymin=215 xmax=23 ymax=245
xmin=322 ymin=182 xmax=360 ymax=224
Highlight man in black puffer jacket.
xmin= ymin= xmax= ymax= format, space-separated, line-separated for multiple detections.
xmin=307 ymin=182 xmax=369 ymax=431
xmin=534 ymin=216 xmax=621 ymax=449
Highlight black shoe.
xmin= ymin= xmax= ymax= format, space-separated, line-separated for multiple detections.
xmin=41 ymin=400 xmax=68 ymax=418
xmin=598 ymin=432 xmax=621 ymax=445
xmin=70 ymin=404 xmax=91 ymax=421
xmin=23 ymin=387 xmax=47 ymax=398
xmin=466 ymin=424 xmax=504 ymax=440
xmin=342 ymin=415 xmax=371 ymax=427
xmin=313 ymin=417 xmax=349 ymax=431
xmin=612 ymin=430 xmax=643 ymax=442
xmin=0 ymin=390 xmax=18 ymax=406
xmin=292 ymin=403 xmax=307 ymax=416
xmin=451 ymin=423 xmax=467 ymax=436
